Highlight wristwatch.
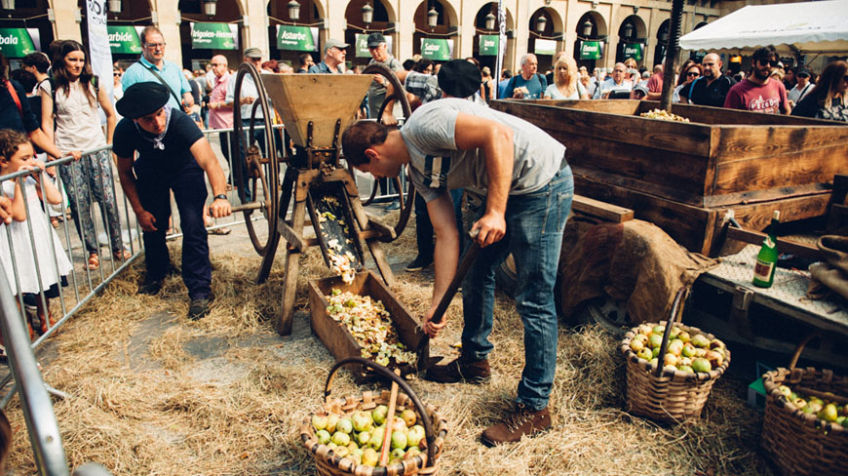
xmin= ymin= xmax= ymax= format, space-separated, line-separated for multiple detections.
xmin=214 ymin=194 xmax=228 ymax=201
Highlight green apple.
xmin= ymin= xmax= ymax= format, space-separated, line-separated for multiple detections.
xmin=630 ymin=339 xmax=645 ymax=352
xmin=405 ymin=446 xmax=422 ymax=459
xmin=326 ymin=414 xmax=340 ymax=433
xmin=648 ymin=334 xmax=663 ymax=349
xmin=682 ymin=344 xmax=696 ymax=358
xmin=663 ymin=353 xmax=679 ymax=367
xmin=778 ymin=385 xmax=792 ymax=398
xmin=691 ymin=334 xmax=710 ymax=348
xmin=352 ymin=411 xmax=372 ymax=432
xmin=312 ymin=414 xmax=328 ymax=431
xmin=356 ymin=430 xmax=371 ymax=446
xmin=636 ymin=348 xmax=653 ymax=361
xmin=677 ymin=331 xmax=691 ymax=344
xmin=391 ymin=430 xmax=408 ymax=450
xmin=334 ymin=446 xmax=349 ymax=458
xmin=401 ymin=409 xmax=417 ymax=427
xmin=648 ymin=358 xmax=659 ymax=368
xmin=372 ymin=405 xmax=388 ymax=426
xmin=331 ymin=431 xmax=351 ymax=447
xmin=691 ymin=358 xmax=711 ymax=373
xmin=679 ymin=357 xmax=692 ymax=368
xmin=369 ymin=427 xmax=384 ymax=450
xmin=391 ymin=416 xmax=407 ymax=432
xmin=793 ymin=398 xmax=807 ymax=409
xmin=349 ymin=448 xmax=363 ymax=464
xmin=652 ymin=325 xmax=666 ymax=335
xmin=677 ymin=365 xmax=694 ymax=374
xmin=336 ymin=418 xmax=353 ymax=434
xmin=670 ymin=327 xmax=681 ymax=339
xmin=316 ymin=429 xmax=331 ymax=445
xmin=709 ymin=339 xmax=725 ymax=350
xmin=362 ymin=447 xmax=379 ymax=467
xmin=821 ymin=404 xmax=839 ymax=422
xmin=407 ymin=425 xmax=425 ymax=447
xmin=391 ymin=448 xmax=406 ymax=460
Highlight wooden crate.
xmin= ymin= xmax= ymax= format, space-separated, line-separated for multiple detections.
xmin=308 ymin=271 xmax=428 ymax=383
xmin=490 ymin=99 xmax=848 ymax=256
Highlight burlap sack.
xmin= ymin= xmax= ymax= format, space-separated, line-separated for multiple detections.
xmin=806 ymin=235 xmax=848 ymax=300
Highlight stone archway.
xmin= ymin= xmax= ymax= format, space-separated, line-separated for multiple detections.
xmin=267 ymin=0 xmax=325 ymax=68
xmin=178 ymin=0 xmax=244 ymax=69
xmin=529 ymin=6 xmax=565 ymax=73
xmin=470 ymin=2 xmax=514 ymax=73
xmin=574 ymin=11 xmax=607 ymax=71
xmin=344 ymin=0 xmax=397 ymax=68
xmin=412 ymin=0 xmax=459 ymax=60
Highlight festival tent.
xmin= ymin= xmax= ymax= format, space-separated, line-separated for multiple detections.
xmin=679 ymin=0 xmax=848 ymax=55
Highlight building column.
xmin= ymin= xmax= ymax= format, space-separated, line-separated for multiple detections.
xmin=51 ymin=0 xmax=82 ymax=43
xmin=398 ymin=0 xmax=415 ymax=61
xmin=245 ymin=0 xmax=270 ymax=56
xmin=152 ymin=0 xmax=184 ymax=66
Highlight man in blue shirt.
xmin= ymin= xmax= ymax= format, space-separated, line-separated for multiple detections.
xmin=502 ymin=54 xmax=547 ymax=99
xmin=308 ymin=39 xmax=348 ymax=74
xmin=122 ymin=26 xmax=193 ymax=110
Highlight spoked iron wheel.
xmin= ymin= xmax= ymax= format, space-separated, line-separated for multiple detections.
xmin=354 ymin=63 xmax=416 ymax=242
xmin=232 ymin=61 xmax=280 ymax=256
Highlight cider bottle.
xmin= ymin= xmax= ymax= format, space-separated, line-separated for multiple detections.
xmin=752 ymin=211 xmax=780 ymax=288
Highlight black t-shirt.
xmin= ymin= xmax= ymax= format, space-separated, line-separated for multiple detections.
xmin=0 ymin=79 xmax=40 ymax=133
xmin=682 ymin=75 xmax=737 ymax=108
xmin=113 ymin=108 xmax=205 ymax=182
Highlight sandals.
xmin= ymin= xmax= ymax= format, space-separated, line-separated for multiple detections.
xmin=87 ymin=253 xmax=100 ymax=271
xmin=114 ymin=249 xmax=131 ymax=261
xmin=36 ymin=313 xmax=57 ymax=335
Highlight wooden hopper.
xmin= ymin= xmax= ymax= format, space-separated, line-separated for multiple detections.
xmin=260 ymin=73 xmax=372 ymax=148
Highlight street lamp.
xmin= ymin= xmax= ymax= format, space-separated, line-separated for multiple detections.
xmin=623 ymin=21 xmax=634 ymax=39
xmin=1 ymin=0 xmax=14 ymax=10
xmin=582 ymin=19 xmax=593 ymax=37
xmin=108 ymin=0 xmax=121 ymax=14
xmin=485 ymin=12 xmax=495 ymax=31
xmin=202 ymin=0 xmax=217 ymax=17
xmin=362 ymin=2 xmax=374 ymax=26
xmin=536 ymin=15 xmax=547 ymax=35
xmin=660 ymin=26 xmax=669 ymax=44
xmin=288 ymin=0 xmax=301 ymax=22
xmin=428 ymin=7 xmax=438 ymax=30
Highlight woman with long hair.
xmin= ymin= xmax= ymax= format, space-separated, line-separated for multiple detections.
xmin=792 ymin=60 xmax=848 ymax=122
xmin=544 ymin=57 xmax=589 ymax=100
xmin=41 ymin=40 xmax=127 ymax=271
xmin=673 ymin=60 xmax=701 ymax=104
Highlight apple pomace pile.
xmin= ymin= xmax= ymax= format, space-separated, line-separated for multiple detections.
xmin=325 ymin=289 xmax=418 ymax=366
xmin=629 ymin=324 xmax=727 ymax=374
xmin=311 ymin=406 xmax=427 ymax=467
xmin=640 ymin=109 xmax=690 ymax=122
xmin=775 ymin=385 xmax=848 ymax=428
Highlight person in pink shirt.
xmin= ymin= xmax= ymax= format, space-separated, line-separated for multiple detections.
xmin=724 ymin=46 xmax=791 ymax=114
xmin=203 ymin=55 xmax=233 ymax=234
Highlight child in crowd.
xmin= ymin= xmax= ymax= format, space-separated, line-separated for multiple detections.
xmin=0 ymin=130 xmax=72 ymax=343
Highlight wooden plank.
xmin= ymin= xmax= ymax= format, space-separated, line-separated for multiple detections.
xmin=712 ymin=125 xmax=848 ymax=162
xmin=672 ymin=102 xmax=841 ymax=126
xmin=573 ymin=195 xmax=634 ymax=222
xmin=703 ymin=183 xmax=832 ymax=208
xmin=727 ymin=193 xmax=830 ymax=233
xmin=725 ymin=226 xmax=822 ymax=260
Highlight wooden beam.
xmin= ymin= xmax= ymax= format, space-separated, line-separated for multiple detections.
xmin=573 ymin=195 xmax=634 ymax=222
xmin=725 ymin=226 xmax=821 ymax=261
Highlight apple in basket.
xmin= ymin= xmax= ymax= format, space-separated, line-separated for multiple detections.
xmin=401 ymin=409 xmax=417 ymax=427
xmin=353 ymin=411 xmax=373 ymax=432
xmin=362 ymin=448 xmax=379 ymax=467
xmin=372 ymin=405 xmax=388 ymax=425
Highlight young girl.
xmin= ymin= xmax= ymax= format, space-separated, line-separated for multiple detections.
xmin=0 ymin=130 xmax=72 ymax=339
xmin=41 ymin=40 xmax=128 ymax=271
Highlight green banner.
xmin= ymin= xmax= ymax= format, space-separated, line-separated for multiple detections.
xmin=623 ymin=43 xmax=644 ymax=61
xmin=191 ymin=22 xmax=238 ymax=50
xmin=276 ymin=25 xmax=318 ymax=51
xmin=479 ymin=35 xmax=498 ymax=56
xmin=355 ymin=33 xmax=370 ymax=58
xmin=107 ymin=26 xmax=142 ymax=54
xmin=579 ymin=40 xmax=603 ymax=60
xmin=421 ymin=38 xmax=453 ymax=61
xmin=0 ymin=28 xmax=37 ymax=58
xmin=534 ymin=39 xmax=557 ymax=56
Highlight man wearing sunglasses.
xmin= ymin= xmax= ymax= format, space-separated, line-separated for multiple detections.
xmin=724 ymin=46 xmax=790 ymax=114
xmin=681 ymin=53 xmax=736 ymax=108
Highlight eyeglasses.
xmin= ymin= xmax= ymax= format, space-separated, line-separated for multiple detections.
xmin=686 ymin=71 xmax=700 ymax=77
xmin=702 ymin=62 xmax=715 ymax=67
xmin=757 ymin=59 xmax=778 ymax=67
xmin=113 ymin=72 xmax=121 ymax=77
xmin=144 ymin=42 xmax=166 ymax=49
xmin=614 ymin=69 xmax=625 ymax=73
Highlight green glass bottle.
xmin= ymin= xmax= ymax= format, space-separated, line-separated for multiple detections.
xmin=752 ymin=211 xmax=780 ymax=288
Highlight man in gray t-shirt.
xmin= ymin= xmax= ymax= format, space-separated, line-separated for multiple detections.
xmin=342 ymin=98 xmax=574 ymax=446
xmin=365 ymin=33 xmax=403 ymax=123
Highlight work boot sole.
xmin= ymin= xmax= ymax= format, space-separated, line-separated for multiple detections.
xmin=480 ymin=426 xmax=550 ymax=447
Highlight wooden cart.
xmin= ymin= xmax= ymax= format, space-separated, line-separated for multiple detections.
xmin=489 ymin=99 xmax=848 ymax=256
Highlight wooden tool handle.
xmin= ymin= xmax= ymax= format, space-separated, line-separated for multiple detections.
xmin=378 ymin=370 xmax=401 ymax=466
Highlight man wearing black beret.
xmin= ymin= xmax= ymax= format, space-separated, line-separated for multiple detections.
xmin=113 ymin=82 xmax=231 ymax=320
xmin=341 ymin=61 xmax=574 ymax=446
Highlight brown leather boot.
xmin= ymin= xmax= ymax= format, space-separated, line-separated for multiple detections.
xmin=480 ymin=403 xmax=552 ymax=446
xmin=424 ymin=355 xmax=491 ymax=384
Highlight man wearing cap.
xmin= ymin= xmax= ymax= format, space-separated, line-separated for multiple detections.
xmin=341 ymin=61 xmax=574 ymax=446
xmin=788 ymin=68 xmax=813 ymax=106
xmin=113 ymin=82 xmax=231 ymax=320
xmin=681 ymin=53 xmax=736 ymax=108
xmin=365 ymin=32 xmax=404 ymax=124
xmin=225 ymin=47 xmax=268 ymax=201
xmin=309 ymin=39 xmax=348 ymax=74
xmin=122 ymin=25 xmax=194 ymax=110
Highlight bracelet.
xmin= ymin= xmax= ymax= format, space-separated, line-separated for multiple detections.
xmin=214 ymin=194 xmax=228 ymax=201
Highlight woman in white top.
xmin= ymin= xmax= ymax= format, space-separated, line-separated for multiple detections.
xmin=544 ymin=57 xmax=589 ymax=100
xmin=41 ymin=40 xmax=127 ymax=271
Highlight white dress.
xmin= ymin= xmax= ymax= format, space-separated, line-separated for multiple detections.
xmin=0 ymin=178 xmax=72 ymax=295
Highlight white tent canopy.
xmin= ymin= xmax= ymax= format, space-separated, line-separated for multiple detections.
xmin=679 ymin=0 xmax=848 ymax=54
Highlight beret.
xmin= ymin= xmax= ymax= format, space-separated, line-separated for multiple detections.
xmin=437 ymin=60 xmax=482 ymax=99
xmin=116 ymin=82 xmax=170 ymax=119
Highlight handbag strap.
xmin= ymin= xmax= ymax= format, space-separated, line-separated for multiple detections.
xmin=4 ymin=79 xmax=22 ymax=117
xmin=140 ymin=62 xmax=181 ymax=106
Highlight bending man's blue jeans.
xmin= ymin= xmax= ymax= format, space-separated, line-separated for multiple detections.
xmin=461 ymin=166 xmax=573 ymax=411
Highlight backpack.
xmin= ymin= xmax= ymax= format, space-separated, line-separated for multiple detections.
xmin=506 ymin=73 xmax=547 ymax=98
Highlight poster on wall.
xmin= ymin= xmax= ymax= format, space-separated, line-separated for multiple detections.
xmin=0 ymin=28 xmax=39 ymax=57
xmin=534 ymin=39 xmax=557 ymax=56
xmin=191 ymin=22 xmax=239 ymax=50
xmin=107 ymin=26 xmax=143 ymax=54
xmin=355 ymin=33 xmax=394 ymax=58
xmin=579 ymin=40 xmax=604 ymax=60
xmin=479 ymin=35 xmax=498 ymax=56
xmin=420 ymin=38 xmax=454 ymax=61
xmin=276 ymin=25 xmax=318 ymax=51
xmin=623 ymin=43 xmax=644 ymax=61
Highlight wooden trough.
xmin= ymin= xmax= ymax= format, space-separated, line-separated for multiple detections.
xmin=489 ymin=99 xmax=848 ymax=256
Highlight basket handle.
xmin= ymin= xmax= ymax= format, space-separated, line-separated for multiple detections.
xmin=653 ymin=287 xmax=688 ymax=378
xmin=788 ymin=333 xmax=822 ymax=371
xmin=324 ymin=357 xmax=437 ymax=467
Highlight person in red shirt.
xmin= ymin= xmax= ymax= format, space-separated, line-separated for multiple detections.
xmin=645 ymin=64 xmax=664 ymax=100
xmin=724 ymin=46 xmax=791 ymax=114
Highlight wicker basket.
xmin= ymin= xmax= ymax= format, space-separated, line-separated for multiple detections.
xmin=620 ymin=289 xmax=731 ymax=423
xmin=300 ymin=357 xmax=449 ymax=476
xmin=762 ymin=334 xmax=848 ymax=476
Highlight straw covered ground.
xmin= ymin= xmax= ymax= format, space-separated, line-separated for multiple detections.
xmin=4 ymin=213 xmax=776 ymax=475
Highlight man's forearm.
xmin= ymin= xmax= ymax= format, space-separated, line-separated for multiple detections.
xmin=427 ymin=195 xmax=461 ymax=315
